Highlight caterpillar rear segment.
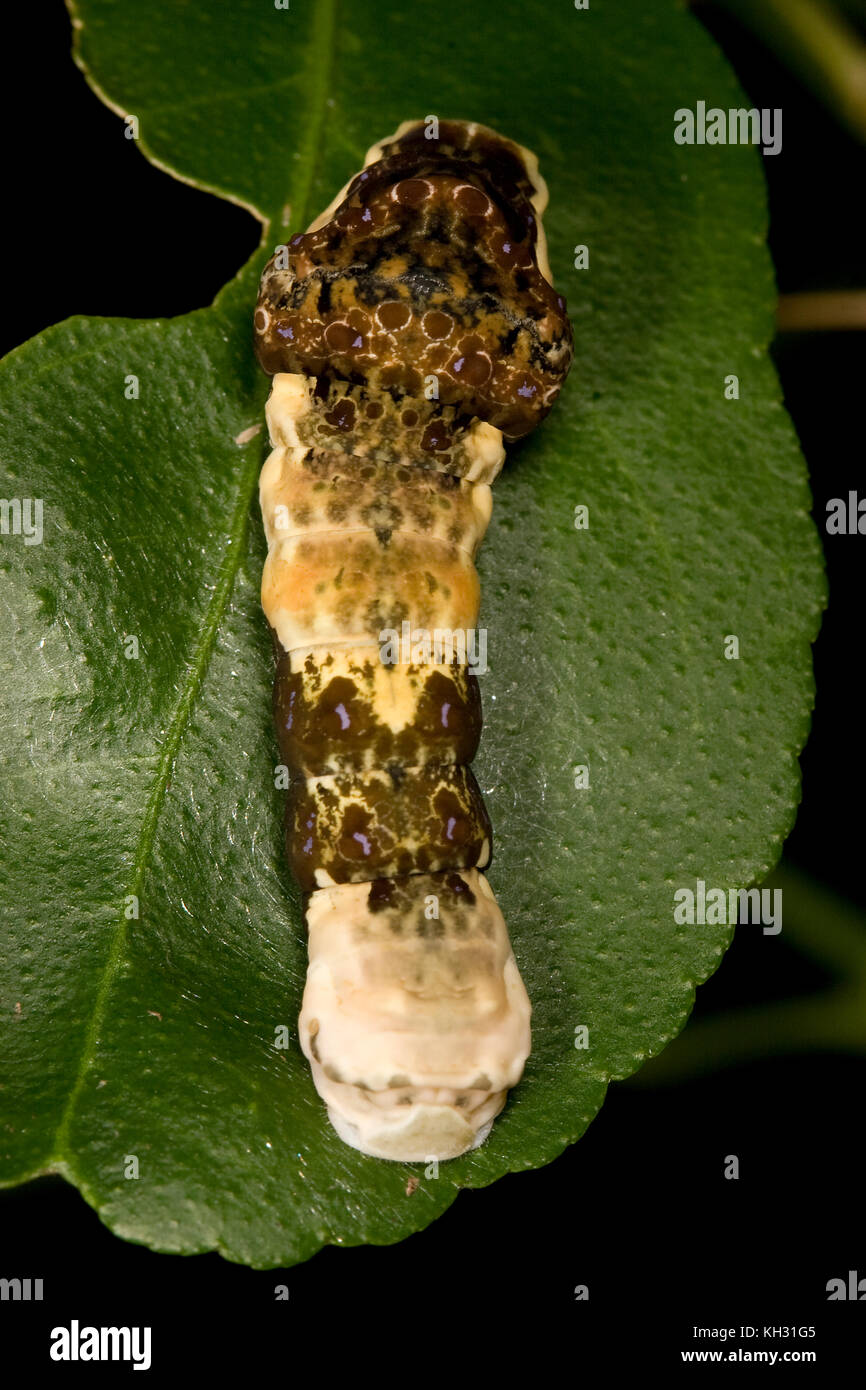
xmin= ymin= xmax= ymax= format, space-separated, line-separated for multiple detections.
xmin=255 ymin=118 xmax=572 ymax=1160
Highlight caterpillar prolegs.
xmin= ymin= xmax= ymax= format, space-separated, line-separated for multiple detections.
xmin=254 ymin=119 xmax=573 ymax=1161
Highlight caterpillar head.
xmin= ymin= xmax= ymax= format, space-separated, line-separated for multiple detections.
xmin=254 ymin=119 xmax=573 ymax=441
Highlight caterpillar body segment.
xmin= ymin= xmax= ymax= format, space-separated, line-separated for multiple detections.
xmin=301 ymin=870 xmax=532 ymax=1162
xmin=255 ymin=119 xmax=572 ymax=1160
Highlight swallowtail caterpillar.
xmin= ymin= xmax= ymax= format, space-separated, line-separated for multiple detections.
xmin=254 ymin=118 xmax=573 ymax=1160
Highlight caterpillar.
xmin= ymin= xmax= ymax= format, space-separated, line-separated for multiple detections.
xmin=254 ymin=118 xmax=573 ymax=1161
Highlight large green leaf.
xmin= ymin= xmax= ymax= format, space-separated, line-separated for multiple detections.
xmin=0 ymin=0 xmax=825 ymax=1266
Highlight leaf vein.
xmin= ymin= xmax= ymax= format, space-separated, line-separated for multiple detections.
xmin=50 ymin=0 xmax=340 ymax=1165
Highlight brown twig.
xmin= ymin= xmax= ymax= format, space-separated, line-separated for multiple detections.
xmin=777 ymin=289 xmax=866 ymax=330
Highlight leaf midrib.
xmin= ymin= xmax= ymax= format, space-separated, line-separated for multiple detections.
xmin=49 ymin=0 xmax=339 ymax=1170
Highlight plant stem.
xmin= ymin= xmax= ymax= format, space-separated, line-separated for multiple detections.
xmin=705 ymin=0 xmax=866 ymax=144
xmin=777 ymin=290 xmax=866 ymax=330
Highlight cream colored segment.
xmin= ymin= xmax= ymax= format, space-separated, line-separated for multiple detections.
xmin=263 ymin=605 xmax=482 ymax=666
xmin=462 ymin=420 xmax=506 ymax=482
xmin=258 ymin=447 xmax=285 ymax=538
xmin=262 ymin=601 xmax=372 ymax=658
xmin=262 ymin=537 xmax=481 ymax=656
xmin=297 ymin=871 xmax=531 ymax=1159
xmin=259 ymin=453 xmax=494 ymax=556
xmin=264 ymin=372 xmax=314 ymax=451
xmin=314 ymin=1065 xmax=505 ymax=1161
xmin=262 ymin=372 xmax=505 ymax=485
xmin=261 ymin=375 xmax=488 ymax=655
xmin=300 ymin=872 xmax=530 ymax=1088
xmin=531 ymin=216 xmax=552 ymax=289
xmin=471 ymin=476 xmax=493 ymax=532
xmin=297 ymin=872 xmax=528 ymax=1089
xmin=261 ymin=592 xmax=483 ymax=663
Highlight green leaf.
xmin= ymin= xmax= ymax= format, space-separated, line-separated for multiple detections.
xmin=0 ymin=0 xmax=825 ymax=1266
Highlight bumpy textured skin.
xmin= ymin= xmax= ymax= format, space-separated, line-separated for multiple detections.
xmin=255 ymin=119 xmax=572 ymax=1161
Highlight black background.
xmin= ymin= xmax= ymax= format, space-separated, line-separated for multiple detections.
xmin=1 ymin=0 xmax=863 ymax=1372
